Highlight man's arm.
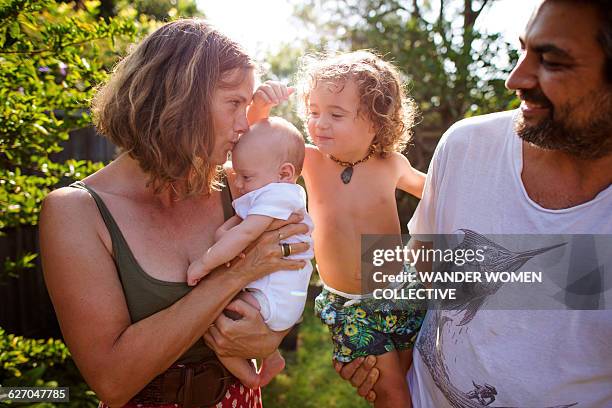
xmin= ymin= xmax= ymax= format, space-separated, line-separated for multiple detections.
xmin=333 ymin=356 xmax=380 ymax=402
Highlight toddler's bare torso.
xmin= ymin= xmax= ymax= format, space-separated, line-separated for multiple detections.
xmin=304 ymin=148 xmax=404 ymax=294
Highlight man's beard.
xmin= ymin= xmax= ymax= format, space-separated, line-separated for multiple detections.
xmin=514 ymin=89 xmax=612 ymax=160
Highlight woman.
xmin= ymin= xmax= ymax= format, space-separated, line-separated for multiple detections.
xmin=39 ymin=19 xmax=309 ymax=408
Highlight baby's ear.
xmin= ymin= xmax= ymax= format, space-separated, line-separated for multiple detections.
xmin=279 ymin=162 xmax=296 ymax=182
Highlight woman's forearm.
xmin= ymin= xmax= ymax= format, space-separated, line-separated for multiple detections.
xmin=91 ymin=267 xmax=248 ymax=406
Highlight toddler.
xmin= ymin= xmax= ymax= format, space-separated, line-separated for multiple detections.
xmin=187 ymin=117 xmax=314 ymax=389
xmin=248 ymin=51 xmax=426 ymax=407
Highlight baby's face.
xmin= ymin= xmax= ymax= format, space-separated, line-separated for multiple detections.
xmin=232 ymin=145 xmax=281 ymax=195
xmin=307 ymin=79 xmax=376 ymax=159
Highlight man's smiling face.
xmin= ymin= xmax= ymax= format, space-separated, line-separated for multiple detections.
xmin=505 ymin=0 xmax=612 ymax=160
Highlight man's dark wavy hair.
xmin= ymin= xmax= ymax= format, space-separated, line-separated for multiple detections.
xmin=552 ymin=0 xmax=612 ymax=83
xmin=591 ymin=0 xmax=612 ymax=82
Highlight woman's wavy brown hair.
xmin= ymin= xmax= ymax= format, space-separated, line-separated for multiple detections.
xmin=92 ymin=19 xmax=254 ymax=197
xmin=297 ymin=50 xmax=418 ymax=157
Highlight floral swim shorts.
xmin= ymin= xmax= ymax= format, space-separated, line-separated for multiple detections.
xmin=314 ymin=278 xmax=425 ymax=363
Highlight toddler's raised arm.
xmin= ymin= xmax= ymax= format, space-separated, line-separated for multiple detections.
xmin=247 ymin=81 xmax=293 ymax=124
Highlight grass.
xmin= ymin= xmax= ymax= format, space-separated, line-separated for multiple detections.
xmin=262 ymin=298 xmax=371 ymax=408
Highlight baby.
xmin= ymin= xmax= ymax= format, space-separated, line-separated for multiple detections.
xmin=248 ymin=51 xmax=426 ymax=407
xmin=186 ymin=117 xmax=314 ymax=389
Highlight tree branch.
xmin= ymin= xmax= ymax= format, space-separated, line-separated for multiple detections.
xmin=412 ymin=0 xmax=421 ymax=19
xmin=474 ymin=0 xmax=492 ymax=19
xmin=0 ymin=38 xmax=106 ymax=55
xmin=435 ymin=0 xmax=451 ymax=52
xmin=372 ymin=4 xmax=406 ymax=20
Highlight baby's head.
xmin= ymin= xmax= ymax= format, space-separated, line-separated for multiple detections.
xmin=298 ymin=50 xmax=418 ymax=158
xmin=231 ymin=117 xmax=305 ymax=195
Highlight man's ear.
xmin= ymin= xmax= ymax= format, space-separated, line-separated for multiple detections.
xmin=279 ymin=162 xmax=296 ymax=182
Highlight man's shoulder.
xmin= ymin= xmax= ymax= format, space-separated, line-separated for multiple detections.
xmin=440 ymin=109 xmax=517 ymax=150
xmin=449 ymin=109 xmax=517 ymax=133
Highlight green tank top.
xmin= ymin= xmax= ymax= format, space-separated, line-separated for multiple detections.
xmin=70 ymin=180 xmax=235 ymax=364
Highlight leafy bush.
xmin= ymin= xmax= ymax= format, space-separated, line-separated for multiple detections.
xmin=0 ymin=0 xmax=138 ymax=277
xmin=0 ymin=1 xmax=139 ymax=404
xmin=0 ymin=327 xmax=99 ymax=407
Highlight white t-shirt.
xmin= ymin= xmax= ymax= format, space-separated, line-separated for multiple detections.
xmin=407 ymin=110 xmax=612 ymax=407
xmin=233 ymin=182 xmax=314 ymax=331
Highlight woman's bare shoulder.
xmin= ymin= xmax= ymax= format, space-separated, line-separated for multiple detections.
xmin=41 ymin=185 xmax=100 ymax=222
xmin=40 ymin=184 xmax=113 ymax=254
xmin=42 ymin=162 xmax=121 ymax=216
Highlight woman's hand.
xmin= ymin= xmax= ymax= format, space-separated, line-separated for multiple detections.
xmin=247 ymin=80 xmax=294 ymax=124
xmin=203 ymin=299 xmax=288 ymax=359
xmin=267 ymin=212 xmax=304 ymax=232
xmin=228 ymin=218 xmax=309 ymax=285
xmin=334 ymin=356 xmax=379 ymax=403
xmin=203 ymin=213 xmax=307 ymax=359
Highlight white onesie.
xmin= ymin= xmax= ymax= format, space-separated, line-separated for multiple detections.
xmin=232 ymin=182 xmax=315 ymax=331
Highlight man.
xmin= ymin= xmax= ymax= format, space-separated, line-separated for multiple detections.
xmin=336 ymin=0 xmax=612 ymax=406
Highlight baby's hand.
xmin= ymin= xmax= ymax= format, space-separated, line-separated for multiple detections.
xmin=253 ymin=81 xmax=294 ymax=107
xmin=186 ymin=258 xmax=211 ymax=286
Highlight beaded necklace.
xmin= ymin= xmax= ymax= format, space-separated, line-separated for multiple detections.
xmin=328 ymin=145 xmax=376 ymax=184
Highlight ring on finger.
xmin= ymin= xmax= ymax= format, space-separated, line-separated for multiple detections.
xmin=280 ymin=242 xmax=291 ymax=257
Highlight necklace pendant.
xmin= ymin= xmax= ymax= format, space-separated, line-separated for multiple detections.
xmin=341 ymin=166 xmax=353 ymax=184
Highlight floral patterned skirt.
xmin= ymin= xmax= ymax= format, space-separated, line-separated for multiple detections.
xmin=98 ymin=381 xmax=262 ymax=408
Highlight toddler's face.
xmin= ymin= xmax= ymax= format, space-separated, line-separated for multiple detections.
xmin=307 ymin=79 xmax=376 ymax=159
xmin=232 ymin=147 xmax=281 ymax=196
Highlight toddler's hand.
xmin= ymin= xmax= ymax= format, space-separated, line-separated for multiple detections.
xmin=252 ymin=81 xmax=294 ymax=110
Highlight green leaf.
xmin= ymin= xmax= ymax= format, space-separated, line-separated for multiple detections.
xmin=32 ymin=123 xmax=49 ymax=135
xmin=9 ymin=21 xmax=20 ymax=38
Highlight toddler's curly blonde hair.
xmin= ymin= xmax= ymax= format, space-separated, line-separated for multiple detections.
xmin=297 ymin=50 xmax=418 ymax=157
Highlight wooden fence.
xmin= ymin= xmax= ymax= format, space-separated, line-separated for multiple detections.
xmin=0 ymin=127 xmax=117 ymax=338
